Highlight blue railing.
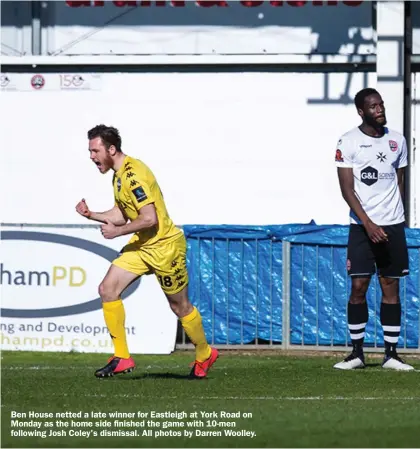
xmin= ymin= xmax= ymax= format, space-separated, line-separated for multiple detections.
xmin=183 ymin=223 xmax=420 ymax=351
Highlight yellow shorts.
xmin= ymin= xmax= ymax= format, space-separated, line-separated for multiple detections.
xmin=112 ymin=233 xmax=189 ymax=295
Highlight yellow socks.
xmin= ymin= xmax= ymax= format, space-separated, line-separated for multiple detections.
xmin=103 ymin=301 xmax=209 ymax=362
xmin=102 ymin=299 xmax=130 ymax=359
xmin=180 ymin=307 xmax=211 ymax=362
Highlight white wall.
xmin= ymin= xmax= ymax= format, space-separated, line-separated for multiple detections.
xmin=1 ymin=71 xmax=376 ymax=226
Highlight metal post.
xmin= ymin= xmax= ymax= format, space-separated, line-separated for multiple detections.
xmin=282 ymin=240 xmax=291 ymax=350
xmin=31 ymin=1 xmax=42 ymax=56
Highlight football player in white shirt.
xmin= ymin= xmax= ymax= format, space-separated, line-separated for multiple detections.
xmin=334 ymin=88 xmax=413 ymax=371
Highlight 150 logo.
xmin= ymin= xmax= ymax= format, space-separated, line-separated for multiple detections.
xmin=59 ymin=75 xmax=85 ymax=89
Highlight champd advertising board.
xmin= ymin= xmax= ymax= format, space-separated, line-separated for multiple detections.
xmin=0 ymin=226 xmax=177 ymax=354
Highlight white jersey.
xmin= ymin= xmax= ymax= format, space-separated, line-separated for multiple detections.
xmin=335 ymin=126 xmax=407 ymax=226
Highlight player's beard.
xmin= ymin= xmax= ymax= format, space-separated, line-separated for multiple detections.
xmin=365 ymin=114 xmax=387 ymax=128
xmin=100 ymin=154 xmax=114 ymax=173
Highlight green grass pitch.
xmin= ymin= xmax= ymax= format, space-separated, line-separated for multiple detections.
xmin=1 ymin=350 xmax=420 ymax=448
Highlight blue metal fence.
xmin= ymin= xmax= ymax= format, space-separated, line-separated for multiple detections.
xmin=183 ymin=223 xmax=322 ymax=347
xmin=182 ymin=223 xmax=420 ymax=352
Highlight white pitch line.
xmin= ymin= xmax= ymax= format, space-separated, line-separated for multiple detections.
xmin=3 ymin=391 xmax=420 ymax=401
xmin=3 ymin=366 xmax=94 ymax=370
xmin=3 ymin=364 xmax=419 ymax=370
xmin=2 ymin=365 xmax=185 ymax=370
xmin=2 ymin=366 xmax=419 ymax=373
xmin=54 ymin=394 xmax=419 ymax=401
xmin=0 ymin=365 xmax=287 ymax=371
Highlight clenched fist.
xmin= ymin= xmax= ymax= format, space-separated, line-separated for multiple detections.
xmin=101 ymin=219 xmax=120 ymax=240
xmin=75 ymin=198 xmax=91 ymax=219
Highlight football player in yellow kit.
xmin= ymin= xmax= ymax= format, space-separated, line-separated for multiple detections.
xmin=76 ymin=125 xmax=218 ymax=378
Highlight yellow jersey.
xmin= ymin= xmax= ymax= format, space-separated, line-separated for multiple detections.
xmin=113 ymin=155 xmax=182 ymax=247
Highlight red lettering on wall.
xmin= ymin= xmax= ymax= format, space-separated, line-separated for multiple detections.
xmin=139 ymin=1 xmax=163 ymax=5
xmin=139 ymin=1 xmax=185 ymax=5
xmin=343 ymin=0 xmax=363 ymax=5
xmin=195 ymin=0 xmax=228 ymax=6
xmin=66 ymin=0 xmax=364 ymax=6
xmin=312 ymin=1 xmax=340 ymax=5
xmin=66 ymin=1 xmax=91 ymax=6
xmin=113 ymin=1 xmax=138 ymax=6
xmin=241 ymin=1 xmax=264 ymax=6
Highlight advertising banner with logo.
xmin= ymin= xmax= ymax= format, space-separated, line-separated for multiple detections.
xmin=0 ymin=226 xmax=178 ymax=354
xmin=41 ymin=0 xmax=373 ymax=56
xmin=0 ymin=73 xmax=102 ymax=92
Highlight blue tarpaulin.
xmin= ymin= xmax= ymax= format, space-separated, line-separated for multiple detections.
xmin=183 ymin=223 xmax=420 ymax=348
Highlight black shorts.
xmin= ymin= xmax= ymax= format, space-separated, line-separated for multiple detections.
xmin=347 ymin=222 xmax=409 ymax=278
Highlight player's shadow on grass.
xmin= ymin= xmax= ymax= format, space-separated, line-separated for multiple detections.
xmin=119 ymin=372 xmax=192 ymax=381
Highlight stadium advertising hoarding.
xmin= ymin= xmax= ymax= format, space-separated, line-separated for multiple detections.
xmin=42 ymin=0 xmax=374 ymax=55
xmin=0 ymin=227 xmax=178 ymax=354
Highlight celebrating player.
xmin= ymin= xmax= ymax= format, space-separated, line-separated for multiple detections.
xmin=76 ymin=125 xmax=218 ymax=378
